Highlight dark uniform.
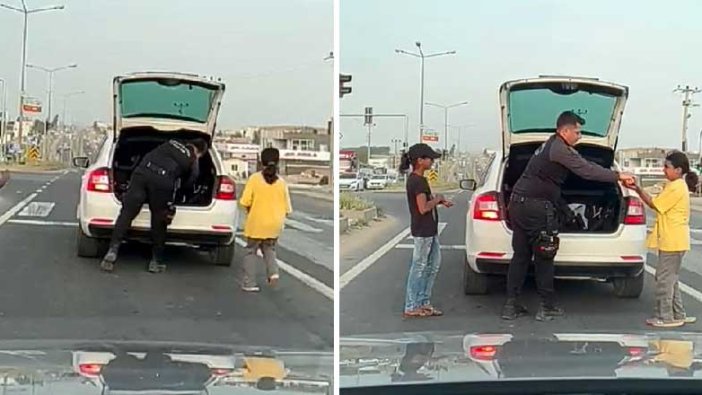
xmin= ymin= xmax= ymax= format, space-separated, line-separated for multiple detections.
xmin=504 ymin=134 xmax=620 ymax=320
xmin=106 ymin=140 xmax=199 ymax=271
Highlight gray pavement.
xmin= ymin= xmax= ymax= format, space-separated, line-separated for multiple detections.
xmin=341 ymin=189 xmax=702 ymax=336
xmin=0 ymin=171 xmax=332 ymax=351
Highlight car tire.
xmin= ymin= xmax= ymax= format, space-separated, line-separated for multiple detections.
xmin=612 ymin=270 xmax=644 ymax=298
xmin=76 ymin=225 xmax=108 ymax=258
xmin=464 ymin=257 xmax=489 ymax=295
xmin=213 ymin=243 xmax=235 ymax=266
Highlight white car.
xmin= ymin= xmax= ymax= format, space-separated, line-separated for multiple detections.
xmin=461 ymin=76 xmax=647 ymax=298
xmin=73 ymin=72 xmax=239 ymax=266
xmin=339 ymin=172 xmax=365 ymax=191
xmin=366 ymin=175 xmax=388 ymax=190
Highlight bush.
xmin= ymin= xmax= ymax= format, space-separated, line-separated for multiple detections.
xmin=340 ymin=192 xmax=373 ymax=211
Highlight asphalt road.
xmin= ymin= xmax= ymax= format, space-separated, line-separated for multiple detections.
xmin=341 ymin=189 xmax=702 ymax=336
xmin=0 ymin=171 xmax=332 ymax=351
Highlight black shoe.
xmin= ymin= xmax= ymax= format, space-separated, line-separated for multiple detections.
xmin=535 ymin=304 xmax=564 ymax=322
xmin=100 ymin=249 xmax=118 ymax=272
xmin=501 ymin=299 xmax=528 ymax=320
xmin=147 ymin=259 xmax=166 ymax=273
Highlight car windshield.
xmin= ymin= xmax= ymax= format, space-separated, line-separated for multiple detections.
xmin=371 ymin=175 xmax=385 ymax=179
xmin=340 ymin=173 xmax=357 ymax=179
xmin=119 ymin=80 xmax=218 ymax=123
xmin=508 ymin=87 xmax=618 ymax=137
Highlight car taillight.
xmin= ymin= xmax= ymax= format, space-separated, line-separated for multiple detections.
xmin=211 ymin=368 xmax=234 ymax=377
xmin=216 ymin=176 xmax=236 ymax=200
xmin=86 ymin=168 xmax=112 ymax=193
xmin=624 ymin=197 xmax=646 ymax=225
xmin=470 ymin=345 xmax=499 ymax=361
xmin=78 ymin=363 xmax=103 ymax=377
xmin=626 ymin=346 xmax=647 ymax=357
xmin=473 ymin=192 xmax=502 ymax=221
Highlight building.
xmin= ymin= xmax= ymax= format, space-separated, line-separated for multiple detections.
xmin=257 ymin=125 xmax=331 ymax=176
xmin=617 ymin=147 xmax=700 ymax=187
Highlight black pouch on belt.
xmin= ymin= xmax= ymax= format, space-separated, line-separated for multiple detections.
xmin=533 ymin=202 xmax=560 ymax=260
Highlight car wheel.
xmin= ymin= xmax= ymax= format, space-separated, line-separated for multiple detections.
xmin=76 ymin=225 xmax=108 ymax=258
xmin=464 ymin=257 xmax=489 ymax=295
xmin=612 ymin=271 xmax=644 ymax=298
xmin=213 ymin=243 xmax=235 ymax=266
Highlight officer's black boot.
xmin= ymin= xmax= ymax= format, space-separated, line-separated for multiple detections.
xmin=100 ymin=244 xmax=119 ymax=272
xmin=501 ymin=298 xmax=528 ymax=320
xmin=535 ymin=301 xmax=564 ymax=322
xmin=147 ymin=257 xmax=166 ymax=273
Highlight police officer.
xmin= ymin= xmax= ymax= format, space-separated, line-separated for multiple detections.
xmin=501 ymin=111 xmax=635 ymax=321
xmin=100 ymin=138 xmax=208 ymax=273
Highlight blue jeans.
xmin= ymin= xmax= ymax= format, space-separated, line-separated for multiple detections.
xmin=404 ymin=235 xmax=442 ymax=312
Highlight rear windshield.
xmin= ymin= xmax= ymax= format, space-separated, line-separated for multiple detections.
xmin=120 ymin=79 xmax=218 ymax=123
xmin=508 ymin=86 xmax=618 ymax=137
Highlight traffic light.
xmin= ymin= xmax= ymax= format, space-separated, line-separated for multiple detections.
xmin=340 ymin=74 xmax=352 ymax=98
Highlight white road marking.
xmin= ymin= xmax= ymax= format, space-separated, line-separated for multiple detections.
xmin=644 ymin=264 xmax=702 ymax=304
xmin=407 ymin=222 xmax=447 ymax=240
xmin=285 ymin=218 xmax=323 ymax=233
xmin=234 ymin=237 xmax=332 ymax=300
xmin=340 ymin=227 xmax=412 ymax=289
xmin=0 ymin=193 xmax=38 ymax=227
xmin=395 ymin=244 xmax=466 ymax=250
xmin=18 ymin=202 xmax=55 ymax=217
xmin=8 ymin=219 xmax=77 ymax=227
xmin=304 ymin=216 xmax=334 ymax=226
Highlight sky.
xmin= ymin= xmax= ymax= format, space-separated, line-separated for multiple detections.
xmin=340 ymin=0 xmax=702 ymax=152
xmin=0 ymin=0 xmax=332 ymax=129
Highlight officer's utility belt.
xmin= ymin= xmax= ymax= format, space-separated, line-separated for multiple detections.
xmin=145 ymin=161 xmax=171 ymax=177
xmin=512 ymin=194 xmax=560 ymax=260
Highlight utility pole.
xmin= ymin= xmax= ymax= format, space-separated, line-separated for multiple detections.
xmin=0 ymin=1 xmax=66 ymax=149
xmin=364 ymin=107 xmax=373 ymax=164
xmin=391 ymin=138 xmax=402 ymax=169
xmin=674 ymin=85 xmax=701 ymax=152
xmin=395 ymin=42 xmax=456 ymax=140
xmin=425 ymin=101 xmax=469 ymax=153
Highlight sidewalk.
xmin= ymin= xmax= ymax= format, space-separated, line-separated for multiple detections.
xmin=692 ymin=197 xmax=702 ymax=213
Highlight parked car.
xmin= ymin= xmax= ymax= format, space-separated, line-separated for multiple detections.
xmin=460 ymin=76 xmax=647 ymax=298
xmin=73 ymin=72 xmax=239 ymax=266
xmin=339 ymin=172 xmax=365 ymax=191
xmin=366 ymin=174 xmax=388 ymax=190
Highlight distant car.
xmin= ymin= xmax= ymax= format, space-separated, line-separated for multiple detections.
xmin=73 ymin=72 xmax=239 ymax=266
xmin=461 ymin=76 xmax=647 ymax=298
xmin=339 ymin=172 xmax=365 ymax=191
xmin=366 ymin=175 xmax=388 ymax=190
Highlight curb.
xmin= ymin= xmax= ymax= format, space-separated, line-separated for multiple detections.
xmin=289 ymin=189 xmax=334 ymax=203
xmin=4 ymin=168 xmax=68 ymax=175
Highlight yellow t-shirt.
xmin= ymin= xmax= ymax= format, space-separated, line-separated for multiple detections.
xmin=240 ymin=172 xmax=292 ymax=239
xmin=649 ymin=340 xmax=693 ymax=369
xmin=647 ymin=178 xmax=690 ymax=252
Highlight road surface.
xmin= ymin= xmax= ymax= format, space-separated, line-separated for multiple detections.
xmin=0 ymin=171 xmax=332 ymax=351
xmin=341 ymin=189 xmax=702 ymax=336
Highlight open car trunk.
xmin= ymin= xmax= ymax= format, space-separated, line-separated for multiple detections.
xmin=112 ymin=127 xmax=216 ymax=207
xmin=502 ymin=143 xmax=625 ymax=233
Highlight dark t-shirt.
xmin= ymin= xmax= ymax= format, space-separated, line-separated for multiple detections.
xmin=406 ymin=173 xmax=438 ymax=237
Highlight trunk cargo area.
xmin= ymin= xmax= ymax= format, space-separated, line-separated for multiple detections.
xmin=112 ymin=127 xmax=216 ymax=207
xmin=502 ymin=143 xmax=625 ymax=233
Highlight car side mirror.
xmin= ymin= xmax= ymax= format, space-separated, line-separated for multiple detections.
xmin=460 ymin=179 xmax=477 ymax=191
xmin=72 ymin=157 xmax=90 ymax=168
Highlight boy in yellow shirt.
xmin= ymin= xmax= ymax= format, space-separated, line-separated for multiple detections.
xmin=626 ymin=151 xmax=699 ymax=328
xmin=239 ymin=148 xmax=292 ymax=292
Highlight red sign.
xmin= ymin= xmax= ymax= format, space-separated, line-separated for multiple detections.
xmin=22 ymin=104 xmax=41 ymax=114
xmin=339 ymin=150 xmax=356 ymax=160
xmin=422 ymin=135 xmax=439 ymax=143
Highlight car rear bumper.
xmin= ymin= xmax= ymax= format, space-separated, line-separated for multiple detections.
xmin=474 ymin=258 xmax=644 ymax=278
xmin=87 ymin=223 xmax=234 ymax=246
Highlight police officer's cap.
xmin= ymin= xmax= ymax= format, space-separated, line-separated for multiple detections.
xmin=408 ymin=143 xmax=441 ymax=161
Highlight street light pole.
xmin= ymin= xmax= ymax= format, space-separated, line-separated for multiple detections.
xmin=425 ymin=100 xmax=469 ymax=153
xmin=395 ymin=42 xmax=456 ymax=140
xmin=391 ymin=138 xmax=402 ymax=169
xmin=62 ymin=90 xmax=85 ymax=128
xmin=0 ymin=1 xmax=65 ymax=149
